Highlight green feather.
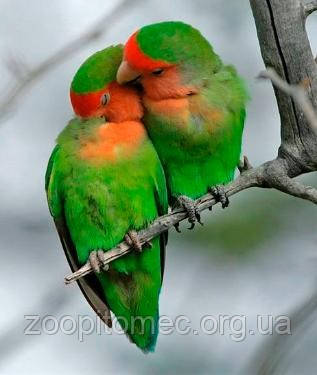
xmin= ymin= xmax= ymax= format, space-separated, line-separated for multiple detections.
xmin=46 ymin=117 xmax=167 ymax=351
xmin=137 ymin=21 xmax=222 ymax=77
xmin=47 ymin=45 xmax=168 ymax=351
xmin=71 ymin=45 xmax=123 ymax=94
xmin=137 ymin=22 xmax=249 ymax=202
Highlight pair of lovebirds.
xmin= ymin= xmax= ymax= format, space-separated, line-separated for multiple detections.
xmin=46 ymin=21 xmax=248 ymax=352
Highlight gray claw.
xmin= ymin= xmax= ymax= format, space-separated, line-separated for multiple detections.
xmin=196 ymin=212 xmax=204 ymax=226
xmin=125 ymin=230 xmax=143 ymax=252
xmin=97 ymin=250 xmax=109 ymax=271
xmin=174 ymin=223 xmax=181 ymax=233
xmin=89 ymin=250 xmax=108 ymax=273
xmin=188 ymin=222 xmax=195 ymax=230
xmin=89 ymin=251 xmax=101 ymax=273
xmin=176 ymin=195 xmax=203 ymax=230
xmin=209 ymin=185 xmax=229 ymax=209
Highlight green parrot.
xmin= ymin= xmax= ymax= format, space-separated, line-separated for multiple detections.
xmin=117 ymin=21 xmax=248 ymax=228
xmin=45 ymin=45 xmax=168 ymax=352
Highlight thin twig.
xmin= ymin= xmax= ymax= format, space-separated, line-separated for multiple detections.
xmin=258 ymin=68 xmax=317 ymax=134
xmin=0 ymin=0 xmax=142 ymax=122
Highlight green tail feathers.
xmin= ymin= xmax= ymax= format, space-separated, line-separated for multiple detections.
xmin=97 ymin=264 xmax=161 ymax=352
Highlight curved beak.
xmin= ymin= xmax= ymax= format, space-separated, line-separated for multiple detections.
xmin=117 ymin=60 xmax=141 ymax=85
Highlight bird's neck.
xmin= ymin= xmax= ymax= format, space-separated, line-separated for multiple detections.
xmin=143 ymin=95 xmax=190 ymax=124
xmin=79 ymin=120 xmax=146 ymax=163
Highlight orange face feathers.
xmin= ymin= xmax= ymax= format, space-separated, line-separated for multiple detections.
xmin=70 ymin=82 xmax=143 ymax=123
xmin=104 ymin=82 xmax=144 ymax=122
xmin=118 ymin=30 xmax=198 ymax=101
xmin=140 ymin=66 xmax=198 ymax=101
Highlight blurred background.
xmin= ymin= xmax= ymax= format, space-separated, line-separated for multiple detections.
xmin=0 ymin=0 xmax=317 ymax=374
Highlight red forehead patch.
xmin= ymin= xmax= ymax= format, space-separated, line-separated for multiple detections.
xmin=125 ymin=31 xmax=172 ymax=71
xmin=70 ymin=89 xmax=106 ymax=118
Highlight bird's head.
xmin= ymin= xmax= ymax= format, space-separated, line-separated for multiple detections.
xmin=70 ymin=45 xmax=143 ymax=122
xmin=117 ymin=21 xmax=222 ymax=100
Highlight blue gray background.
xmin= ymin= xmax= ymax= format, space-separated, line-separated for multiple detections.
xmin=0 ymin=1 xmax=317 ymax=374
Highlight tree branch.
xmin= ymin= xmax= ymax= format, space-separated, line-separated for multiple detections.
xmin=250 ymin=0 xmax=317 ymax=173
xmin=65 ymin=152 xmax=317 ymax=284
xmin=259 ymin=68 xmax=317 ymax=134
xmin=246 ymin=0 xmax=317 ymax=372
xmin=0 ymin=0 xmax=142 ymax=122
xmin=64 ymin=163 xmax=260 ymax=284
xmin=304 ymin=0 xmax=317 ymax=17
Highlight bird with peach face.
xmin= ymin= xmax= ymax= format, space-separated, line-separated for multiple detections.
xmin=117 ymin=21 xmax=249 ymax=229
xmin=46 ymin=45 xmax=168 ymax=352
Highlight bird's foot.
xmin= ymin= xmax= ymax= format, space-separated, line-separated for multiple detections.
xmin=175 ymin=195 xmax=203 ymax=230
xmin=89 ymin=250 xmax=109 ymax=274
xmin=125 ymin=230 xmax=143 ymax=252
xmin=209 ymin=185 xmax=229 ymax=209
xmin=174 ymin=222 xmax=181 ymax=233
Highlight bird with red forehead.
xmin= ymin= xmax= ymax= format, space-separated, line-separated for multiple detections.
xmin=117 ymin=21 xmax=249 ymax=229
xmin=46 ymin=45 xmax=168 ymax=352
xmin=70 ymin=47 xmax=141 ymax=121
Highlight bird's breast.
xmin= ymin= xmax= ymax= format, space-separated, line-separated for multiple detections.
xmin=79 ymin=121 xmax=146 ymax=164
xmin=143 ymin=96 xmax=190 ymax=126
xmin=144 ymin=94 xmax=224 ymax=134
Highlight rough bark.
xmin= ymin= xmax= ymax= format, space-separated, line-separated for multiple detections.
xmin=250 ymin=0 xmax=317 ymax=173
xmin=248 ymin=1 xmax=317 ymax=374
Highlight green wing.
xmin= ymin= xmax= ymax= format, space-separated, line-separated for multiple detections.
xmin=153 ymin=159 xmax=168 ymax=282
xmin=45 ymin=146 xmax=112 ymax=327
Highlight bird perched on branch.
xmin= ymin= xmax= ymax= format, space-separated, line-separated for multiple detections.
xmin=117 ymin=21 xmax=248 ymax=229
xmin=45 ymin=45 xmax=168 ymax=352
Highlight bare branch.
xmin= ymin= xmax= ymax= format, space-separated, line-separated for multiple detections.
xmin=304 ymin=0 xmax=317 ymax=17
xmin=64 ymin=165 xmax=260 ymax=284
xmin=64 ymin=156 xmax=317 ymax=284
xmin=250 ymin=0 xmax=317 ymax=172
xmin=259 ymin=68 xmax=317 ymax=134
xmin=0 ymin=0 xmax=142 ymax=122
xmin=258 ymin=157 xmax=317 ymax=202
xmin=246 ymin=1 xmax=317 ymax=372
xmin=3 ymin=53 xmax=30 ymax=80
xmin=268 ymin=174 xmax=317 ymax=203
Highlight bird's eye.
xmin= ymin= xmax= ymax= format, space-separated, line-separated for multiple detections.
xmin=152 ymin=68 xmax=164 ymax=76
xmin=100 ymin=93 xmax=110 ymax=106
